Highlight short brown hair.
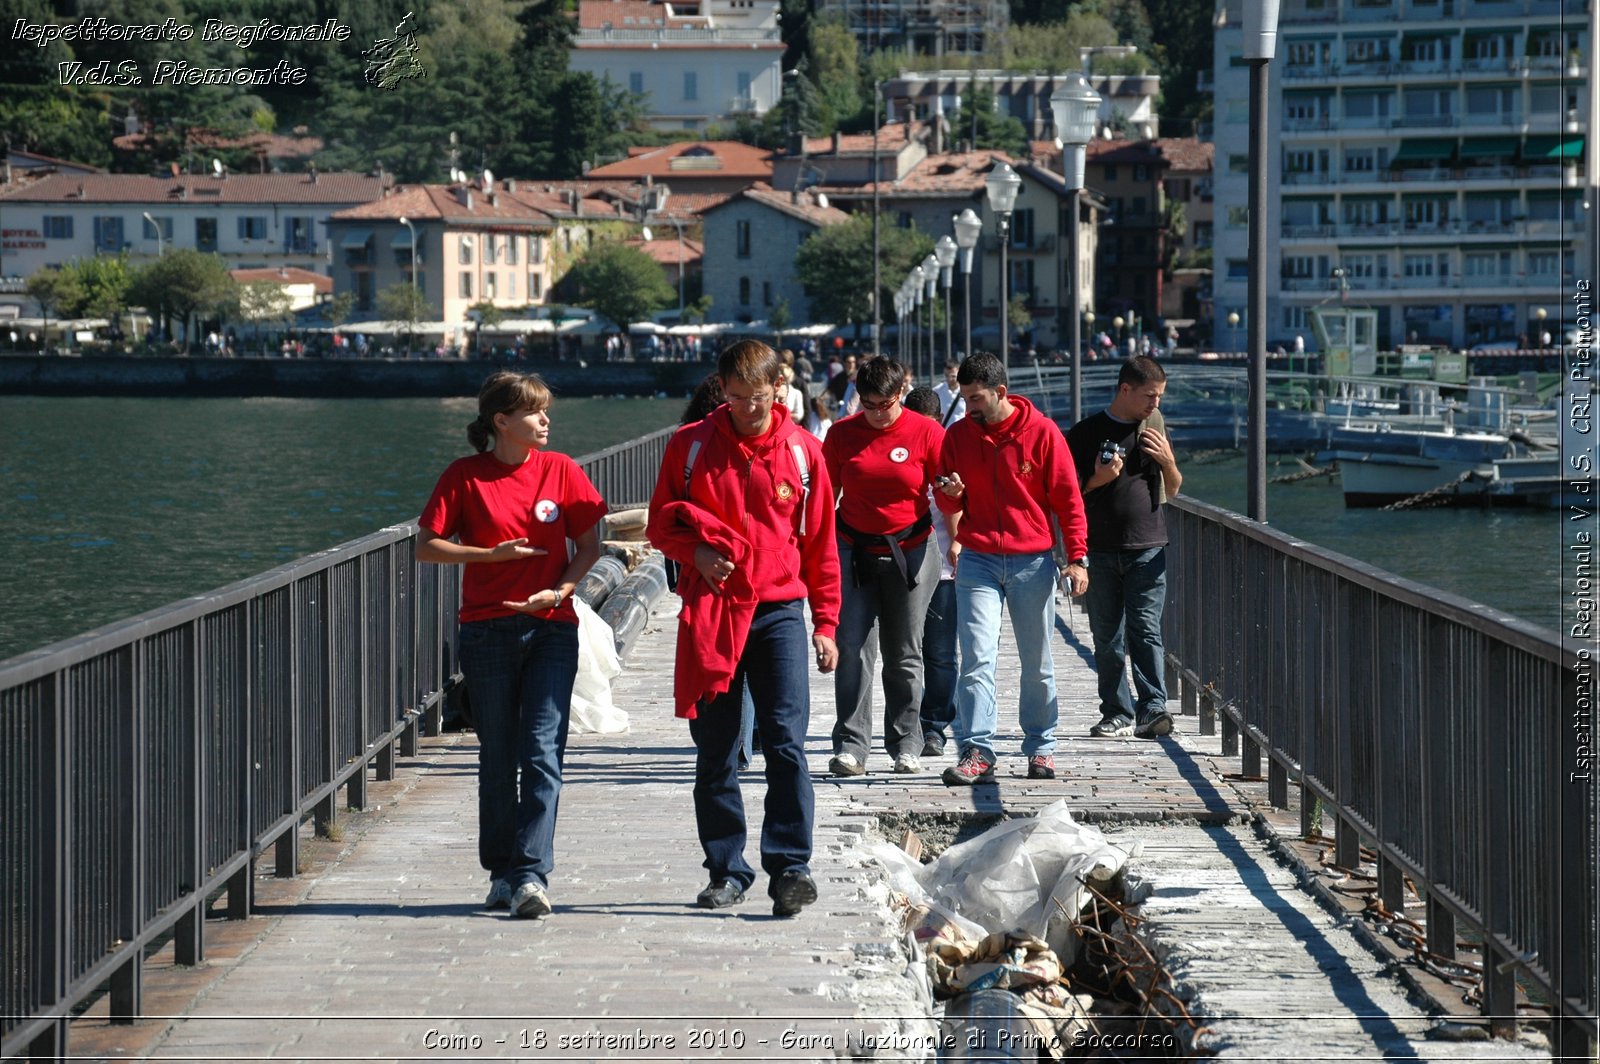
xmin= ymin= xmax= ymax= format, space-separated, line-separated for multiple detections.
xmin=718 ymin=339 xmax=782 ymax=389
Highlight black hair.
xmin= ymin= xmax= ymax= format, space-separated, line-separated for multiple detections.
xmin=854 ymin=358 xmax=907 ymax=401
xmin=956 ymin=352 xmax=1006 ymax=389
xmin=903 ymin=386 xmax=940 ymax=418
xmin=1118 ymin=355 xmax=1168 ymax=389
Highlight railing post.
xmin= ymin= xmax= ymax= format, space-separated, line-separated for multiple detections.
xmin=228 ymin=608 xmax=255 ymax=920
xmin=348 ymin=562 xmax=370 ymax=812
xmin=276 ymin=584 xmax=303 ymax=879
xmin=1200 ymin=687 xmax=1217 ymax=736
xmin=112 ymin=641 xmax=148 ymax=1022
xmin=1334 ymin=814 xmax=1361 ymax=871
xmin=377 ymin=547 xmax=399 ymax=782
xmin=1221 ymin=704 xmax=1239 ymax=755
xmin=1178 ymin=667 xmax=1197 ymax=719
xmin=175 ymin=621 xmax=204 ymax=966
xmin=315 ymin=573 xmax=339 ymax=839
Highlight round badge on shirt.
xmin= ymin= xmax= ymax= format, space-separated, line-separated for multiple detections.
xmin=889 ymin=447 xmax=910 ymax=463
xmin=535 ymin=499 xmax=561 ymax=523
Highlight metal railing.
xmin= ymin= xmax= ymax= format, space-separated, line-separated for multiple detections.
xmin=0 ymin=425 xmax=676 ymax=1060
xmin=1163 ymin=496 xmax=1596 ymax=1058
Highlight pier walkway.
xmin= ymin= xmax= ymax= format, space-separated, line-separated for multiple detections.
xmin=67 ymin=594 xmax=1551 ymax=1061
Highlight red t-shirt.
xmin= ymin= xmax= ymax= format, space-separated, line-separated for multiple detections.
xmin=419 ymin=450 xmax=607 ymax=624
xmin=823 ymin=409 xmax=943 ymax=541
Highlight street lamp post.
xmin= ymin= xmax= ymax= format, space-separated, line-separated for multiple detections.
xmin=398 ymin=215 xmax=419 ymax=358
xmin=921 ymin=252 xmax=939 ymax=382
xmin=909 ymin=267 xmax=926 ymax=376
xmin=142 ymin=212 xmax=165 ymax=258
xmin=984 ymin=163 xmax=1023 ymax=370
xmin=1534 ymin=305 xmax=1548 ymax=348
xmin=871 ymin=78 xmax=888 ymax=359
xmin=1050 ymin=74 xmax=1101 ymax=424
xmin=1227 ymin=311 xmax=1240 ymax=353
xmin=953 ymin=209 xmax=982 ymax=364
xmin=1244 ymin=0 xmax=1280 ymax=523
xmin=935 ymin=235 xmax=957 ymax=374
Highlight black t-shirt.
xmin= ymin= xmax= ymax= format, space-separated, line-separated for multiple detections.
xmin=1065 ymin=411 xmax=1167 ymax=551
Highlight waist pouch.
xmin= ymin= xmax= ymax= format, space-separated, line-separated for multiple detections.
xmin=837 ymin=511 xmax=933 ymax=591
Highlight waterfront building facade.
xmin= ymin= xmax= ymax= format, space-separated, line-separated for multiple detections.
xmin=699 ymin=184 xmax=849 ymax=325
xmin=569 ymin=0 xmax=784 ymax=132
xmin=1211 ymin=0 xmax=1590 ymax=349
xmin=0 ymin=171 xmax=386 ymax=316
xmin=884 ymin=71 xmax=1162 ymax=142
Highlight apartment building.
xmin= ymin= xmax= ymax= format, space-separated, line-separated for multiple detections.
xmin=813 ymin=0 xmax=1005 ymax=57
xmin=0 ymin=171 xmax=386 ymax=314
xmin=569 ymin=0 xmax=784 ymax=132
xmin=1211 ymin=0 xmax=1589 ymax=349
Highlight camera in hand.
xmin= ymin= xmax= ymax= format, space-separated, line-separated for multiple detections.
xmin=1098 ymin=440 xmax=1127 ymax=465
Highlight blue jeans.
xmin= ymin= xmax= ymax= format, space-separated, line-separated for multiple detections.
xmin=459 ymin=615 xmax=580 ymax=891
xmin=954 ymin=550 xmax=1060 ymax=760
xmin=832 ymin=540 xmax=939 ymax=760
xmin=919 ymin=579 xmax=958 ymax=742
xmin=1085 ymin=547 xmax=1168 ymax=720
xmin=687 ymin=600 xmax=814 ymax=896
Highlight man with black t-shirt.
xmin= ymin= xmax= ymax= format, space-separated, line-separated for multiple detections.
xmin=1065 ymin=356 xmax=1184 ymax=739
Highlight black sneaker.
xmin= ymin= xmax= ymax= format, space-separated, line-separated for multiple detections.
xmin=696 ymin=878 xmax=746 ymax=909
xmin=1135 ymin=710 xmax=1175 ymax=738
xmin=921 ymin=733 xmax=946 ymax=758
xmin=940 ymin=749 xmax=996 ymax=786
xmin=770 ymin=869 xmax=818 ymax=918
xmin=1090 ymin=713 xmax=1135 ymax=738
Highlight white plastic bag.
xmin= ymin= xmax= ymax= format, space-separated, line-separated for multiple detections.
xmin=914 ymin=800 xmax=1131 ymax=964
xmin=569 ymin=598 xmax=629 ymax=734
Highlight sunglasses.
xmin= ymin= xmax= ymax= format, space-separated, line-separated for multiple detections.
xmin=859 ymin=396 xmax=899 ymax=412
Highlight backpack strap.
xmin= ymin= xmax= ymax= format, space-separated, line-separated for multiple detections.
xmin=790 ymin=440 xmax=810 ymax=536
xmin=682 ymin=419 xmax=715 ymax=495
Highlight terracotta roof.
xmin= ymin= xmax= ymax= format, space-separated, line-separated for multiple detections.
xmin=713 ymin=183 xmax=849 ymax=226
xmin=1085 ymin=137 xmax=1169 ymax=165
xmin=230 ymin=267 xmax=333 ymax=292
xmin=333 ymin=184 xmax=556 ymax=223
xmin=820 ymin=150 xmax=1013 ymax=199
xmin=630 ymin=237 xmax=704 ymax=266
xmin=790 ymin=123 xmax=913 ymax=158
xmin=576 ymin=0 xmax=699 ymax=29
xmin=0 ymin=171 xmax=385 ymax=204
xmin=1153 ymin=137 xmax=1213 ymax=173
xmin=586 ymin=141 xmax=774 ymax=180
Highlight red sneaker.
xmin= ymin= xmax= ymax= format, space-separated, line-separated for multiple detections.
xmin=941 ymin=749 xmax=996 ymax=786
xmin=1027 ymin=754 xmax=1056 ymax=780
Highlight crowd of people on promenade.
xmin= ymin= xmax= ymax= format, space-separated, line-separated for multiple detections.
xmin=415 ymin=341 xmax=1183 ymax=921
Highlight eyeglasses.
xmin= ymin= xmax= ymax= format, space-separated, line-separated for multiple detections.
xmin=859 ymin=395 xmax=899 ymax=412
xmin=724 ymin=391 xmax=774 ymax=407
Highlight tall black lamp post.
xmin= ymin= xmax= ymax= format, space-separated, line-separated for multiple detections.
xmin=1244 ymin=0 xmax=1280 ymax=523
xmin=1050 ymin=74 xmax=1101 ymax=425
xmin=953 ymin=208 xmax=982 ymax=362
xmin=935 ymin=235 xmax=957 ymax=373
xmin=984 ymin=162 xmax=1022 ymax=369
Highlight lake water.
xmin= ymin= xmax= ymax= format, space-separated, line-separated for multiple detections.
xmin=0 ymin=394 xmax=1574 ymax=660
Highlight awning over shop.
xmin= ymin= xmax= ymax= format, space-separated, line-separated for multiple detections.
xmin=1523 ymin=135 xmax=1584 ymax=159
xmin=1459 ymin=136 xmax=1518 ymax=158
xmin=391 ymin=230 xmax=417 ymax=247
xmin=1390 ymin=139 xmax=1456 ymax=164
xmin=339 ymin=228 xmax=373 ymax=248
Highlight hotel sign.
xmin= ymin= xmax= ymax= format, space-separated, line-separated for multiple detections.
xmin=2 ymin=229 xmax=46 ymax=249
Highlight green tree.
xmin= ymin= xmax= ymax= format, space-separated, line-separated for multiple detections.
xmin=795 ymin=214 xmax=933 ymax=329
xmin=325 ymin=292 xmax=356 ymax=332
xmin=953 ymin=84 xmax=1029 ymax=155
xmin=126 ymin=250 xmax=236 ymax=351
xmin=234 ymin=282 xmax=296 ymax=354
xmin=809 ymin=20 xmax=862 ymax=132
xmin=25 ymin=269 xmax=84 ymax=342
xmin=375 ymin=283 xmax=431 ymax=357
xmin=563 ymin=242 xmax=673 ymax=354
xmin=468 ymin=300 xmax=507 ymax=356
xmin=768 ymin=298 xmax=792 ymax=346
xmin=1003 ymin=15 xmax=1121 ymax=73
xmin=683 ymin=295 xmax=714 ymax=324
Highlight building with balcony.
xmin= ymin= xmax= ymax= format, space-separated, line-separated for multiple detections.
xmin=569 ymin=0 xmax=784 ymax=133
xmin=813 ymin=0 xmax=1006 ymax=57
xmin=1211 ymin=0 xmax=1589 ymax=349
xmin=884 ymin=70 xmax=1163 ymax=142
xmin=0 ymin=171 xmax=387 ymax=315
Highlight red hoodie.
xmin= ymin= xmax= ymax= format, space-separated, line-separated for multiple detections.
xmin=935 ymin=394 xmax=1087 ymax=558
xmin=647 ymin=404 xmax=841 ymax=639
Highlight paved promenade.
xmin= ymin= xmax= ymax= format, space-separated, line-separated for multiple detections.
xmin=71 ymin=593 xmax=1550 ymax=1062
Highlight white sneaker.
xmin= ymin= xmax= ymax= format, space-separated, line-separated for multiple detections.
xmin=892 ymin=753 xmax=922 ymax=774
xmin=511 ymin=881 xmax=552 ymax=919
xmin=828 ymin=753 xmax=865 ymax=777
xmin=484 ymin=878 xmax=512 ymax=909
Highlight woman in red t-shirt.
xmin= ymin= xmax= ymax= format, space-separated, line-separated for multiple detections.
xmin=417 ymin=371 xmax=606 ymax=919
xmin=820 ymin=358 xmax=948 ymax=778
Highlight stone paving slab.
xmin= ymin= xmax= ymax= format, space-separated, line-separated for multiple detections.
xmin=66 ymin=589 xmax=1551 ymax=1061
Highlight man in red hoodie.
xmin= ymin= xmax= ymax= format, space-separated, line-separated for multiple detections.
xmin=934 ymin=352 xmax=1088 ymax=785
xmin=646 ymin=340 xmax=841 ymax=917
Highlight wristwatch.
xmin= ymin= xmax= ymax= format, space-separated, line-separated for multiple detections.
xmin=1067 ymin=557 xmax=1088 ymax=568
